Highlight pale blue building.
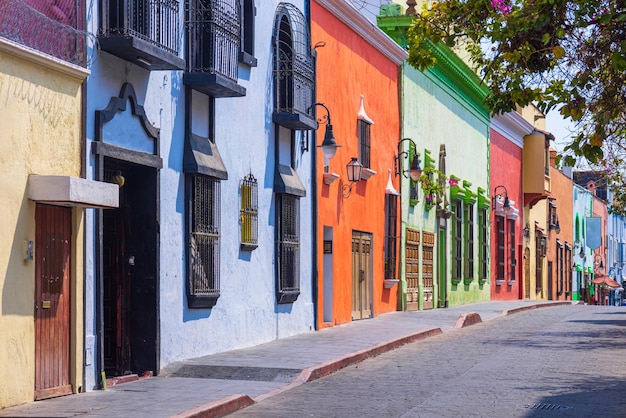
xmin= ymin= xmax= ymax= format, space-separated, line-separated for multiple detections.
xmin=83 ymin=0 xmax=317 ymax=390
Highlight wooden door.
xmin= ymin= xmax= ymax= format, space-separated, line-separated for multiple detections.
xmin=103 ymin=208 xmax=131 ymax=377
xmin=352 ymin=232 xmax=372 ymax=320
xmin=524 ymin=247 xmax=531 ymax=299
xmin=34 ymin=204 xmax=72 ymax=400
xmin=405 ymin=228 xmax=420 ymax=311
xmin=422 ymin=232 xmax=435 ymax=309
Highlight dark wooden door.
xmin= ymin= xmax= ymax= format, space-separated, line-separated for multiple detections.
xmin=34 ymin=204 xmax=72 ymax=400
xmin=103 ymin=209 xmax=131 ymax=376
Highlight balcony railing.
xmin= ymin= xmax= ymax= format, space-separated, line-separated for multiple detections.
xmin=99 ymin=0 xmax=184 ymax=70
xmin=184 ymin=0 xmax=244 ymax=97
xmin=0 ymin=0 xmax=87 ymax=67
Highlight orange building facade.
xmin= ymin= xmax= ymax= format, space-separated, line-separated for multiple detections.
xmin=311 ymin=0 xmax=407 ymax=329
xmin=546 ymin=153 xmax=574 ymax=301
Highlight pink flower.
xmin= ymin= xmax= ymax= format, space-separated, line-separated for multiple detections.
xmin=491 ymin=0 xmax=511 ymax=14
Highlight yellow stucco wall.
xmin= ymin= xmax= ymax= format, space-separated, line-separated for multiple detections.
xmin=0 ymin=46 xmax=85 ymax=408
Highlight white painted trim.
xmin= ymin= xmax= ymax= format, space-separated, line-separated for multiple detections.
xmin=491 ymin=112 xmax=534 ymax=148
xmin=28 ymin=175 xmax=119 ymax=208
xmin=0 ymin=38 xmax=90 ymax=80
xmin=315 ymin=0 xmax=408 ymax=65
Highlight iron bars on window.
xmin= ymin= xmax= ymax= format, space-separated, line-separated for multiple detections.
xmin=240 ymin=173 xmax=258 ymax=250
xmin=186 ymin=0 xmax=240 ymax=80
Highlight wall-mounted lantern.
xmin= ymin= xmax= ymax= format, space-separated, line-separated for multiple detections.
xmin=394 ymin=138 xmax=422 ymax=181
xmin=310 ymin=102 xmax=341 ymax=164
xmin=342 ymin=157 xmax=363 ymax=199
xmin=492 ymin=185 xmax=511 ymax=212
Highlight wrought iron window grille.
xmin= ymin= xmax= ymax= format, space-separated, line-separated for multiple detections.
xmin=0 ymin=0 xmax=91 ymax=67
xmin=452 ymin=199 xmax=463 ymax=284
xmin=276 ymin=194 xmax=300 ymax=304
xmin=384 ymin=194 xmax=398 ymax=282
xmin=186 ymin=0 xmax=240 ymax=78
xmin=508 ymin=218 xmax=516 ymax=283
xmin=496 ymin=214 xmax=505 ymax=283
xmin=478 ymin=208 xmax=489 ymax=283
xmin=272 ymin=3 xmax=316 ymax=130
xmin=240 ymin=173 xmax=258 ymax=251
xmin=464 ymin=203 xmax=474 ymax=284
xmin=358 ymin=119 xmax=371 ymax=169
xmin=99 ymin=0 xmax=183 ymax=66
xmin=187 ymin=174 xmax=221 ymax=308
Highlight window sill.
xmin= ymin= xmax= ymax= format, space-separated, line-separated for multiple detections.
xmin=495 ymin=279 xmax=505 ymax=286
xmin=239 ymin=51 xmax=258 ymax=67
xmin=187 ymin=293 xmax=220 ymax=309
xmin=508 ymin=280 xmax=516 ymax=286
xmin=361 ymin=168 xmax=376 ymax=181
xmin=277 ymin=290 xmax=300 ymax=304
xmin=240 ymin=243 xmax=258 ymax=252
xmin=384 ymin=279 xmax=399 ymax=289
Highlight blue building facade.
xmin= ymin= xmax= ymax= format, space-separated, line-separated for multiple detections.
xmin=83 ymin=0 xmax=316 ymax=390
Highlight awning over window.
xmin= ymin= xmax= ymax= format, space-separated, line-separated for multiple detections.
xmin=183 ymin=134 xmax=228 ymax=180
xmin=28 ymin=175 xmax=119 ymax=208
xmin=274 ymin=164 xmax=306 ymax=197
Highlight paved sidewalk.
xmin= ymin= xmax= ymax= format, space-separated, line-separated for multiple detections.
xmin=0 ymin=300 xmax=571 ymax=418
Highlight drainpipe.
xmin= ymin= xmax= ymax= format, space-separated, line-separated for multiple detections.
xmin=306 ymin=0 xmax=319 ymax=331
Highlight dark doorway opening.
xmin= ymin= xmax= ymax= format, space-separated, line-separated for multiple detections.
xmin=102 ymin=158 xmax=158 ymax=378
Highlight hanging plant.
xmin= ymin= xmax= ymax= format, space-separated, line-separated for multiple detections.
xmin=418 ymin=167 xmax=447 ymax=200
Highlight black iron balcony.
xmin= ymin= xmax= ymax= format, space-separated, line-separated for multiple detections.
xmin=272 ymin=3 xmax=316 ymax=130
xmin=98 ymin=0 xmax=185 ymax=71
xmin=0 ymin=0 xmax=87 ymax=67
xmin=184 ymin=0 xmax=245 ymax=98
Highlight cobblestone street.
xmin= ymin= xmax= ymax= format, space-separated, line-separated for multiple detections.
xmin=230 ymin=304 xmax=626 ymax=417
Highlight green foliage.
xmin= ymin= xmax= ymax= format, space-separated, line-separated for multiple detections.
xmin=418 ymin=166 xmax=448 ymax=203
xmin=406 ymin=0 xmax=626 ymax=181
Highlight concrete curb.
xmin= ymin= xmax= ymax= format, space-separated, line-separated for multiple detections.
xmin=172 ymin=394 xmax=255 ymax=418
xmin=454 ymin=312 xmax=482 ymax=328
xmin=502 ymin=301 xmax=571 ymax=316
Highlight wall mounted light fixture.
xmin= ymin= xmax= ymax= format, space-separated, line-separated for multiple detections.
xmin=342 ymin=157 xmax=363 ymax=199
xmin=111 ymin=170 xmax=125 ymax=188
xmin=309 ymin=102 xmax=341 ymax=165
xmin=394 ymin=138 xmax=422 ymax=181
xmin=492 ymin=185 xmax=511 ymax=212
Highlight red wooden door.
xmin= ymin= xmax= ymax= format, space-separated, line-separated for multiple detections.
xmin=34 ymin=204 xmax=72 ymax=400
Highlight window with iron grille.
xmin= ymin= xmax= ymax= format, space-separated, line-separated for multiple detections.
xmin=548 ymin=198 xmax=558 ymax=230
xmin=272 ymin=3 xmax=315 ymax=129
xmin=358 ymin=119 xmax=371 ymax=169
xmin=508 ymin=219 xmax=516 ymax=282
xmin=277 ymin=194 xmax=300 ymax=304
xmin=496 ymin=215 xmax=505 ymax=282
xmin=187 ymin=174 xmax=221 ymax=308
xmin=464 ymin=203 xmax=474 ymax=282
xmin=557 ymin=240 xmax=564 ymax=296
xmin=452 ymin=199 xmax=463 ymax=283
xmin=186 ymin=0 xmax=240 ymax=80
xmin=384 ymin=194 xmax=398 ymax=281
xmin=478 ymin=208 xmax=488 ymax=282
xmin=239 ymin=0 xmax=256 ymax=66
xmin=240 ymin=173 xmax=258 ymax=251
xmin=1 ymin=0 xmax=87 ymax=66
xmin=565 ymin=244 xmax=572 ymax=296
xmin=101 ymin=0 xmax=180 ymax=53
xmin=535 ymin=232 xmax=544 ymax=292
